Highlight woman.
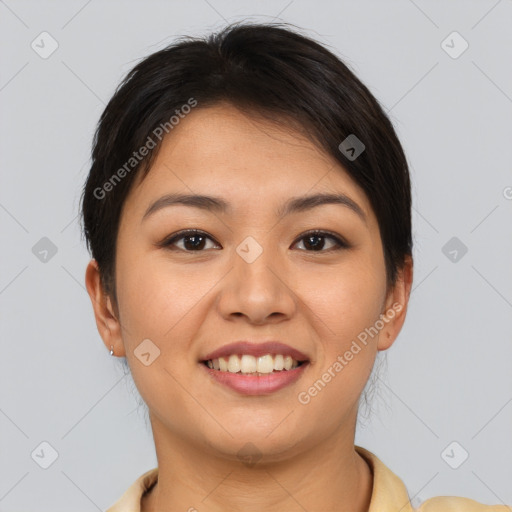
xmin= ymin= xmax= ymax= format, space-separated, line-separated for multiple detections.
xmin=81 ymin=22 xmax=509 ymax=512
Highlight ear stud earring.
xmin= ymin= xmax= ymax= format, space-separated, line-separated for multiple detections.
xmin=110 ymin=345 xmax=114 ymax=356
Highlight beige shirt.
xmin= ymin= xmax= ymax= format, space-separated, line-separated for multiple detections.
xmin=106 ymin=445 xmax=510 ymax=511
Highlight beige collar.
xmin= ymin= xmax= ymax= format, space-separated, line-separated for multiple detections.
xmin=355 ymin=445 xmax=414 ymax=512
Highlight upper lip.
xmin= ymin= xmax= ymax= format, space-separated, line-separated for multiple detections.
xmin=201 ymin=341 xmax=309 ymax=362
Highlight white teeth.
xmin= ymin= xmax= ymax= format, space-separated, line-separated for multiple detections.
xmin=273 ymin=354 xmax=284 ymax=371
xmin=227 ymin=354 xmax=241 ymax=373
xmin=240 ymin=354 xmax=257 ymax=373
xmin=206 ymin=354 xmax=302 ymax=374
xmin=219 ymin=356 xmax=228 ymax=372
xmin=257 ymin=354 xmax=274 ymax=373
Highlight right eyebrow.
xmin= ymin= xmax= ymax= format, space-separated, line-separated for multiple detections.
xmin=142 ymin=193 xmax=231 ymax=222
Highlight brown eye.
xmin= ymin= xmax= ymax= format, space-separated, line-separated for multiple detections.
xmin=160 ymin=230 xmax=220 ymax=252
xmin=293 ymin=230 xmax=348 ymax=252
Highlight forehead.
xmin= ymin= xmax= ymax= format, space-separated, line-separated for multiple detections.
xmin=127 ymin=104 xmax=374 ymax=222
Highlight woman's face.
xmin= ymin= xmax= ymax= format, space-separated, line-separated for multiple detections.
xmin=89 ymin=103 xmax=410 ymax=462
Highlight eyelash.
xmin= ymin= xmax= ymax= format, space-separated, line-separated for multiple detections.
xmin=158 ymin=229 xmax=349 ymax=253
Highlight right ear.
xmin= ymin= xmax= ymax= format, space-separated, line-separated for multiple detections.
xmin=84 ymin=259 xmax=126 ymax=357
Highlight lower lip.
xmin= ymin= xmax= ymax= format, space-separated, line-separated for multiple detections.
xmin=200 ymin=362 xmax=308 ymax=395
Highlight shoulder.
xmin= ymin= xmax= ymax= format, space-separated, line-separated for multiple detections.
xmin=354 ymin=445 xmax=510 ymax=512
xmin=416 ymin=496 xmax=511 ymax=511
xmin=106 ymin=467 xmax=158 ymax=512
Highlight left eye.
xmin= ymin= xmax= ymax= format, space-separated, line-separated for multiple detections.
xmin=292 ymin=230 xmax=347 ymax=252
xmin=159 ymin=229 xmax=347 ymax=252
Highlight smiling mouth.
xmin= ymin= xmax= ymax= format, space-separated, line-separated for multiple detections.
xmin=202 ymin=354 xmax=307 ymax=376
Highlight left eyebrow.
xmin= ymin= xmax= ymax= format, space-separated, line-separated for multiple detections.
xmin=277 ymin=192 xmax=367 ymax=224
xmin=141 ymin=192 xmax=367 ymax=225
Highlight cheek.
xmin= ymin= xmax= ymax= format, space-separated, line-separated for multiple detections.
xmin=295 ymin=264 xmax=383 ymax=420
xmin=304 ymin=256 xmax=386 ymax=350
xmin=116 ymin=250 xmax=208 ymax=339
xmin=114 ymin=255 xmax=209 ymax=416
xmin=295 ymin=255 xmax=386 ymax=414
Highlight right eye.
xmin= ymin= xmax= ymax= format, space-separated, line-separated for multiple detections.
xmin=159 ymin=229 xmax=221 ymax=252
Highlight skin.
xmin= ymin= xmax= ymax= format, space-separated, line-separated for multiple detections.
xmin=85 ymin=103 xmax=413 ymax=512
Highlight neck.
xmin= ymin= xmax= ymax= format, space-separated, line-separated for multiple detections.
xmin=142 ymin=419 xmax=373 ymax=512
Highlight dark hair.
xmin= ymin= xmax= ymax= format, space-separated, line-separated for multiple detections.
xmin=80 ymin=21 xmax=413 ymax=311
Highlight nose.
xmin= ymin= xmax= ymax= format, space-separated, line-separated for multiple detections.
xmin=215 ymin=239 xmax=297 ymax=326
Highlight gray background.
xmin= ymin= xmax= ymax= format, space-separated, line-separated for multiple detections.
xmin=1 ymin=0 xmax=511 ymax=510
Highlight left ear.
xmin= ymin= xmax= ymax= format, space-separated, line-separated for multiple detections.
xmin=377 ymin=254 xmax=413 ymax=351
